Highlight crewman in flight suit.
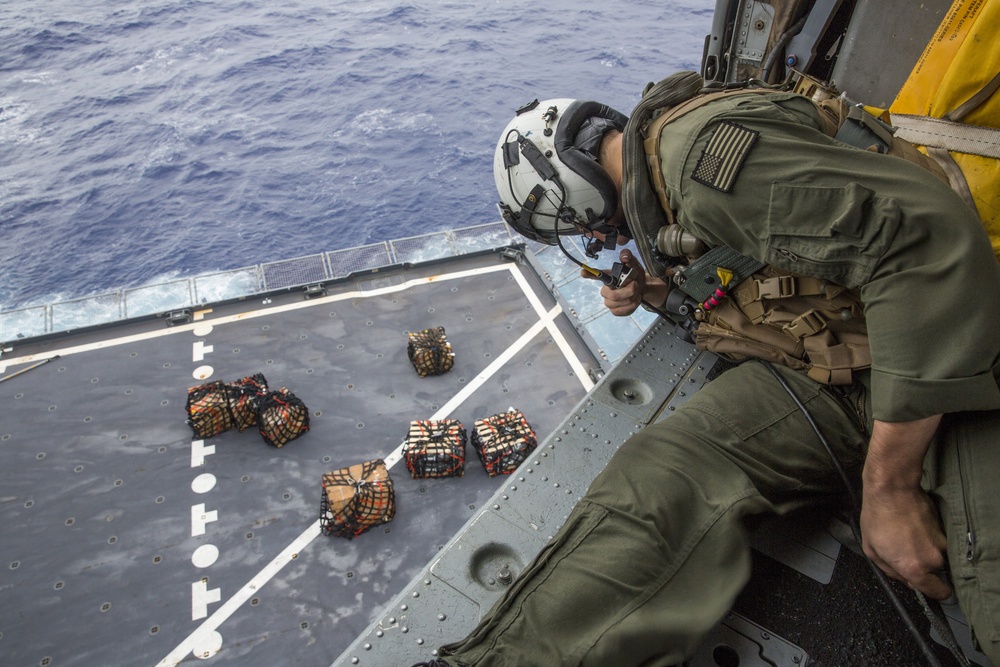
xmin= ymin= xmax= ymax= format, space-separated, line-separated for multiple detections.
xmin=416 ymin=71 xmax=1000 ymax=667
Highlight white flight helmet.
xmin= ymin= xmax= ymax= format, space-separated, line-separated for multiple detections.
xmin=494 ymin=99 xmax=628 ymax=245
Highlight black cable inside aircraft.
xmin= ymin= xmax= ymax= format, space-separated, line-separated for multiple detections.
xmin=760 ymin=360 xmax=969 ymax=667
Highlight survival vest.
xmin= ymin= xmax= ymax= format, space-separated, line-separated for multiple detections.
xmin=622 ymin=72 xmax=953 ymax=385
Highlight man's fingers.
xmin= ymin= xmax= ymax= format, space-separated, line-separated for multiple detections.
xmin=863 ymin=544 xmax=897 ymax=580
xmin=864 ymin=541 xmax=953 ymax=600
xmin=910 ymin=571 xmax=953 ymax=601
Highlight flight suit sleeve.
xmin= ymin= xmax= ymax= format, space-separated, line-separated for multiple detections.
xmin=656 ymin=94 xmax=1000 ymax=422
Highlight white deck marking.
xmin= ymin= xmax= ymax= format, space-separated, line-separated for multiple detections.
xmin=191 ymin=504 xmax=218 ymax=537
xmin=192 ymin=544 xmax=220 ymax=569
xmin=191 ymin=440 xmax=215 ymax=468
xmin=192 ymin=341 xmax=214 ymax=362
xmin=191 ymin=581 xmax=222 ymax=621
xmin=159 ymin=522 xmax=321 ymax=666
xmin=191 ymin=474 xmax=217 ymax=494
xmin=191 ymin=631 xmax=222 ymax=660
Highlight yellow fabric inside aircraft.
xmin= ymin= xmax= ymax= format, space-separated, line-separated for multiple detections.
xmin=891 ymin=0 xmax=1000 ymax=259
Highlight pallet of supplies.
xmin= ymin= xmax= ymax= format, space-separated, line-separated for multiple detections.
xmin=227 ymin=373 xmax=269 ymax=432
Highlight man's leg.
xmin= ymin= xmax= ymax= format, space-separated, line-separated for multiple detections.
xmin=925 ymin=411 xmax=1000 ymax=666
xmin=439 ymin=362 xmax=868 ymax=666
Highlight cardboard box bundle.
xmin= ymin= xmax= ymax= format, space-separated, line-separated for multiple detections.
xmin=406 ymin=326 xmax=454 ymax=377
xmin=320 ymin=459 xmax=395 ymax=539
xmin=228 ymin=373 xmax=269 ymax=432
xmin=257 ymin=387 xmax=310 ymax=448
xmin=185 ymin=380 xmax=235 ymax=438
xmin=472 ymin=409 xmax=537 ymax=477
xmin=402 ymin=419 xmax=467 ymax=479
xmin=185 ymin=374 xmax=308 ymax=448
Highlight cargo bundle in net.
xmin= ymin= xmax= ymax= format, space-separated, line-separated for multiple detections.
xmin=227 ymin=373 xmax=269 ymax=432
xmin=185 ymin=381 xmax=236 ymax=438
xmin=320 ymin=459 xmax=396 ymax=539
xmin=472 ymin=409 xmax=537 ymax=477
xmin=257 ymin=388 xmax=310 ymax=448
xmin=403 ymin=419 xmax=467 ymax=479
xmin=406 ymin=326 xmax=454 ymax=377
xmin=186 ymin=373 xmax=271 ymax=438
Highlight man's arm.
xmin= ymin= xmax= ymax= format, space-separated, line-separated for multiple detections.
xmin=860 ymin=415 xmax=952 ymax=600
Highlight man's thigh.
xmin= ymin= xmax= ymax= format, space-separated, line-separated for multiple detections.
xmin=586 ymin=360 xmax=869 ymax=522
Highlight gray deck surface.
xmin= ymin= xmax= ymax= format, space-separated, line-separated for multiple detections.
xmin=1 ymin=246 xmax=989 ymax=667
xmin=0 ymin=249 xmax=601 ymax=667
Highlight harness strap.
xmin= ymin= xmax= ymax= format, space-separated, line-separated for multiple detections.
xmin=926 ymin=146 xmax=980 ymax=214
xmin=784 ymin=309 xmax=830 ymax=339
xmin=892 ymin=114 xmax=1000 ymax=159
xmin=748 ymin=274 xmax=828 ymax=300
xmin=837 ymin=104 xmax=895 ymax=153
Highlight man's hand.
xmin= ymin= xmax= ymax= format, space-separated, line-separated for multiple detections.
xmin=580 ymin=249 xmax=668 ymax=317
xmin=860 ymin=416 xmax=952 ymax=600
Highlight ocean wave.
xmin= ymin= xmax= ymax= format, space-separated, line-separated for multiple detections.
xmin=0 ymin=0 xmax=714 ymax=310
xmin=0 ymin=97 xmax=42 ymax=145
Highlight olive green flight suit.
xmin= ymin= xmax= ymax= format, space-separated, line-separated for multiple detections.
xmin=440 ymin=93 xmax=1000 ymax=666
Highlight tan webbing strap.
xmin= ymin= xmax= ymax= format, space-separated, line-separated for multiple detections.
xmin=750 ymin=274 xmax=827 ymax=300
xmin=892 ymin=114 xmax=1000 ymax=159
xmin=946 ymin=70 xmax=1000 ymax=124
xmin=804 ymin=334 xmax=872 ymax=385
xmin=783 ymin=309 xmax=829 ymax=340
xmin=927 ymin=146 xmax=980 ymax=215
xmin=755 ymin=275 xmax=797 ymax=299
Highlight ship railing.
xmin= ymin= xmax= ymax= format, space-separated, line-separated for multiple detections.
xmin=1 ymin=221 xmax=657 ymax=364
xmin=0 ymin=222 xmax=515 ymax=342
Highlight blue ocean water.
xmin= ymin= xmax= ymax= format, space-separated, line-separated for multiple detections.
xmin=0 ymin=0 xmax=712 ymax=311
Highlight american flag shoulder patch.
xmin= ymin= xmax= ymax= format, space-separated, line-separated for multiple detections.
xmin=690 ymin=121 xmax=759 ymax=193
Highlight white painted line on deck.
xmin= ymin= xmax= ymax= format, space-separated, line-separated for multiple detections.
xmin=2 ymin=261 xmax=597 ymax=387
xmin=383 ymin=305 xmax=561 ymax=468
xmin=3 ymin=264 xmax=513 ymax=367
xmin=160 ymin=521 xmax=321 ymax=666
xmin=508 ymin=264 xmax=594 ymax=392
xmin=155 ymin=302 xmax=568 ymax=666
